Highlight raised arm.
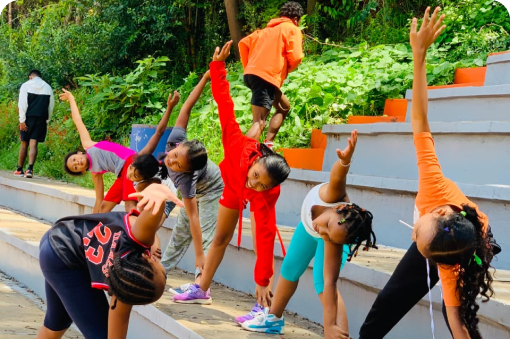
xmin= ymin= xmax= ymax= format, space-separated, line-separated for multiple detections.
xmin=128 ymin=184 xmax=184 ymax=246
xmin=59 ymin=89 xmax=96 ymax=149
xmin=139 ymin=91 xmax=180 ymax=155
xmin=174 ymin=71 xmax=210 ymax=129
xmin=321 ymin=130 xmax=357 ymax=204
xmin=410 ymin=7 xmax=446 ymax=135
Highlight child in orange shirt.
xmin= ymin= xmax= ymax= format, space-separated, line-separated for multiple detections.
xmin=238 ymin=1 xmax=304 ymax=148
xmin=360 ymin=7 xmax=500 ymax=339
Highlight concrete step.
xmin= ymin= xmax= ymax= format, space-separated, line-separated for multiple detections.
xmin=403 ymin=84 xmax=510 ymax=122
xmin=485 ymin=52 xmax=510 ymax=86
xmin=275 ymin=169 xmax=510 ymax=270
xmin=0 ymin=270 xmax=82 ymax=338
xmin=320 ymin=122 xmax=510 ymax=186
xmin=1 ymin=172 xmax=510 ymax=338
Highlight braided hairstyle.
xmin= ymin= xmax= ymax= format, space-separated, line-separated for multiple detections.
xmin=131 ymin=154 xmax=160 ymax=181
xmin=106 ymin=250 xmax=157 ymax=309
xmin=337 ymin=203 xmax=377 ymax=261
xmin=257 ymin=143 xmax=291 ymax=187
xmin=428 ymin=204 xmax=494 ymax=339
xmin=280 ymin=1 xmax=304 ymax=21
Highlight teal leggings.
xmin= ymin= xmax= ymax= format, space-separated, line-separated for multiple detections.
xmin=280 ymin=222 xmax=350 ymax=295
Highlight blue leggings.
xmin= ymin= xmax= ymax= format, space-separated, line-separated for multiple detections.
xmin=280 ymin=222 xmax=349 ymax=295
xmin=39 ymin=232 xmax=109 ymax=338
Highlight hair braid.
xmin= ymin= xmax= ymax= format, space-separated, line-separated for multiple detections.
xmin=338 ymin=203 xmax=377 ymax=262
xmin=106 ymin=250 xmax=157 ymax=308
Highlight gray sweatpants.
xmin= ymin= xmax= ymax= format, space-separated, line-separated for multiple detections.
xmin=161 ymin=192 xmax=220 ymax=272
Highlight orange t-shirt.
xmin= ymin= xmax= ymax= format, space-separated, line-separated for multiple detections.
xmin=414 ymin=132 xmax=488 ymax=307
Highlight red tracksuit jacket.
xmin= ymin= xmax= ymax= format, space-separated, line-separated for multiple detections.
xmin=210 ymin=61 xmax=285 ymax=287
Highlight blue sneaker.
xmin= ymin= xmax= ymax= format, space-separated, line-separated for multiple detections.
xmin=168 ymin=282 xmax=192 ymax=295
xmin=241 ymin=308 xmax=285 ymax=334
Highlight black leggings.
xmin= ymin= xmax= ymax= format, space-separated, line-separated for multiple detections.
xmin=359 ymin=242 xmax=452 ymax=339
xmin=39 ymin=232 xmax=109 ymax=338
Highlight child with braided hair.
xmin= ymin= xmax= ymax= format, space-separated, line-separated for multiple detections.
xmin=359 ymin=7 xmax=499 ymax=339
xmin=36 ymin=184 xmax=183 ymax=339
xmin=242 ymin=130 xmax=377 ymax=338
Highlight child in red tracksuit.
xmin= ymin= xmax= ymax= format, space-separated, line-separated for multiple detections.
xmin=173 ymin=41 xmax=290 ymax=310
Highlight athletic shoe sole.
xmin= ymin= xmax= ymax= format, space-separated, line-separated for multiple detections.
xmin=173 ymin=297 xmax=212 ymax=305
xmin=25 ymin=173 xmax=33 ymax=178
xmin=13 ymin=173 xmax=24 ymax=177
xmin=241 ymin=325 xmax=284 ymax=335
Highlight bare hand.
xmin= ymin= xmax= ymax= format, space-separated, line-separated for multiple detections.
xmin=213 ymin=41 xmax=233 ymax=62
xmin=410 ymin=7 xmax=446 ymax=57
xmin=151 ymin=247 xmax=162 ymax=262
xmin=336 ymin=129 xmax=357 ymax=165
xmin=19 ymin=122 xmax=28 ymax=132
xmin=255 ymin=284 xmax=273 ymax=308
xmin=128 ymin=183 xmax=184 ymax=214
xmin=325 ymin=325 xmax=351 ymax=339
xmin=167 ymin=91 xmax=180 ymax=107
xmin=59 ymin=88 xmax=75 ymax=102
xmin=195 ymin=253 xmax=206 ymax=273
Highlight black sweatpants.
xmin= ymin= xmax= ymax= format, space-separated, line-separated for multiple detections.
xmin=359 ymin=242 xmax=452 ymax=339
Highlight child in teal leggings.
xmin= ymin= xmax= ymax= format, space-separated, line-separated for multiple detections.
xmin=242 ymin=130 xmax=377 ymax=338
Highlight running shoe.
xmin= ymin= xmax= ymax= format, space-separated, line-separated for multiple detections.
xmin=234 ymin=303 xmax=264 ymax=325
xmin=173 ymin=284 xmax=212 ymax=304
xmin=241 ymin=308 xmax=285 ymax=334
xmin=13 ymin=169 xmax=24 ymax=177
xmin=24 ymin=169 xmax=33 ymax=178
xmin=169 ymin=282 xmax=192 ymax=295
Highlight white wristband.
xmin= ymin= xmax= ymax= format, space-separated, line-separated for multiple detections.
xmin=340 ymin=159 xmax=351 ymax=167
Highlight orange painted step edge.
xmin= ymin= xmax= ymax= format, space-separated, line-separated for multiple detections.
xmin=428 ymin=82 xmax=484 ymax=90
xmin=489 ymin=51 xmax=510 ymax=57
xmin=348 ymin=116 xmax=405 ymax=124
xmin=311 ymin=129 xmax=327 ymax=149
xmin=282 ymin=148 xmax=325 ymax=171
xmin=383 ymin=99 xmax=408 ymax=117
xmin=454 ymin=67 xmax=486 ymax=84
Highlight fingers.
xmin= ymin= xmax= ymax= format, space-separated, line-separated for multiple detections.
xmin=421 ymin=6 xmax=430 ymax=30
xmin=430 ymin=6 xmax=440 ymax=28
xmin=213 ymin=46 xmax=220 ymax=59
xmin=434 ymin=14 xmax=445 ymax=32
xmin=434 ymin=25 xmax=447 ymax=39
xmin=151 ymin=199 xmax=162 ymax=215
xmin=410 ymin=17 xmax=418 ymax=35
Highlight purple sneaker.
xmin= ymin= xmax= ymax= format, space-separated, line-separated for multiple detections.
xmin=235 ymin=303 xmax=264 ymax=325
xmin=173 ymin=284 xmax=212 ymax=305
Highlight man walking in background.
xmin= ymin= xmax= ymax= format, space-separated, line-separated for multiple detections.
xmin=14 ymin=70 xmax=54 ymax=178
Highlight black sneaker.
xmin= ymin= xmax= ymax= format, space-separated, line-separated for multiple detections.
xmin=24 ymin=169 xmax=33 ymax=178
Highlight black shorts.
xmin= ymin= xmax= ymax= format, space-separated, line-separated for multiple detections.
xmin=244 ymin=74 xmax=278 ymax=111
xmin=20 ymin=117 xmax=47 ymax=142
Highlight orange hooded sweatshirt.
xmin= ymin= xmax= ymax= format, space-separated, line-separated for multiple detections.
xmin=239 ymin=17 xmax=303 ymax=89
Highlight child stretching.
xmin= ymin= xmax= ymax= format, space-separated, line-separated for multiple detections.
xmin=36 ymin=183 xmax=183 ymax=339
xmin=158 ymin=71 xmax=225 ymax=291
xmin=242 ymin=130 xmax=377 ymax=337
xmin=239 ymin=1 xmax=304 ymax=148
xmin=359 ymin=8 xmax=498 ymax=339
xmin=173 ymin=42 xmax=290 ymax=307
xmin=60 ymin=89 xmax=180 ymax=213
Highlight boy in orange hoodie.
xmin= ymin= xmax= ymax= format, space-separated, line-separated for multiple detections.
xmin=239 ymin=1 xmax=304 ymax=148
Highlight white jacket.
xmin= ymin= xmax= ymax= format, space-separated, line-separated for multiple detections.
xmin=18 ymin=77 xmax=54 ymax=123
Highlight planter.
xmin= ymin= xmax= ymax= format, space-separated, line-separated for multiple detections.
xmin=282 ymin=148 xmax=325 ymax=171
xmin=347 ymin=116 xmax=404 ymax=124
xmin=130 ymin=124 xmax=173 ymax=157
xmin=383 ymin=99 xmax=408 ymax=118
xmin=454 ymin=67 xmax=487 ymax=84
xmin=428 ymin=82 xmax=484 ymax=90
xmin=311 ymin=129 xmax=327 ymax=149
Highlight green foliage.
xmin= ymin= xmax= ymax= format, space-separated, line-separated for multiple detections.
xmin=75 ymin=56 xmax=173 ymax=140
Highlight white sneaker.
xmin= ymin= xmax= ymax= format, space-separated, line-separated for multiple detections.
xmin=241 ymin=308 xmax=285 ymax=334
xmin=168 ymin=282 xmax=192 ymax=295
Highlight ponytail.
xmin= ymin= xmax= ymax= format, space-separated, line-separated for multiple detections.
xmin=157 ymin=153 xmax=170 ymax=180
xmin=257 ymin=143 xmax=290 ymax=187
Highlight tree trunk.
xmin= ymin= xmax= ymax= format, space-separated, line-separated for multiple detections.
xmin=306 ymin=0 xmax=317 ymax=33
xmin=224 ymin=0 xmax=243 ymax=60
xmin=8 ymin=2 xmax=12 ymax=28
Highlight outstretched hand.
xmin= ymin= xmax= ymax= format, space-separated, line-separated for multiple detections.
xmin=128 ymin=184 xmax=184 ymax=215
xmin=410 ymin=7 xmax=446 ymax=57
xmin=167 ymin=91 xmax=180 ymax=108
xmin=213 ymin=41 xmax=233 ymax=62
xmin=59 ymin=88 xmax=75 ymax=102
xmin=336 ymin=129 xmax=357 ymax=166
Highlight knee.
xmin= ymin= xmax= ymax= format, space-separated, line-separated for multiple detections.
xmin=212 ymin=231 xmax=232 ymax=248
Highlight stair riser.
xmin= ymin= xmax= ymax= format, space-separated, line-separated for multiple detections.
xmin=485 ymin=53 xmax=510 ymax=86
